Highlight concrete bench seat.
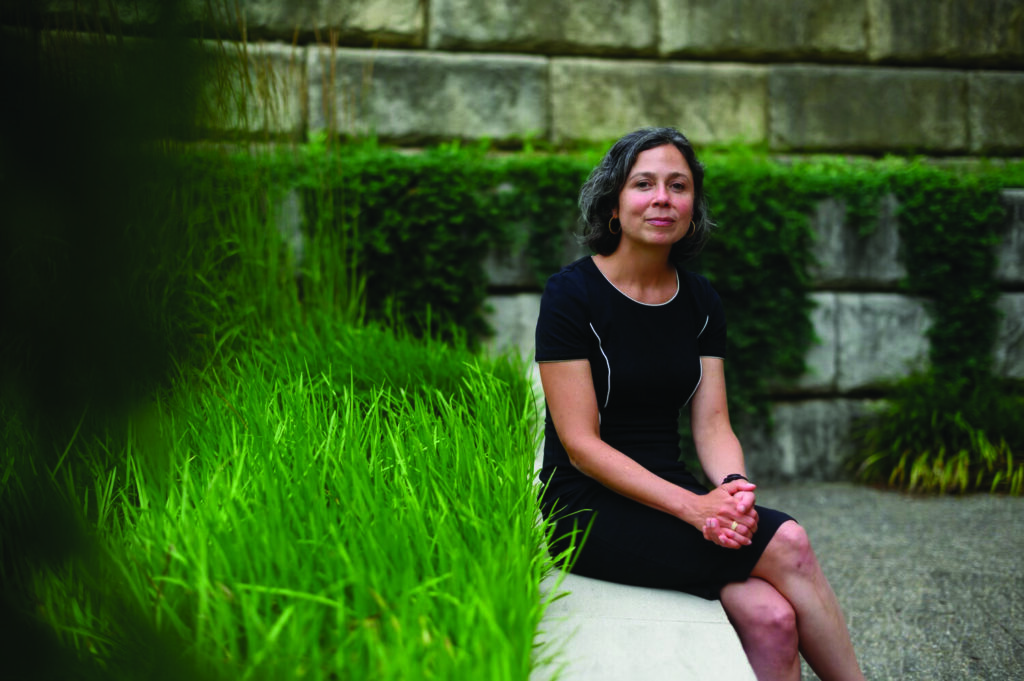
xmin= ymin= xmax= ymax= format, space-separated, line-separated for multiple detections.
xmin=533 ymin=572 xmax=756 ymax=681
xmin=529 ymin=412 xmax=755 ymax=680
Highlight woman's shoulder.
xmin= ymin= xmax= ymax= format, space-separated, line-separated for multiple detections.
xmin=548 ymin=255 xmax=595 ymax=279
xmin=677 ymin=267 xmax=712 ymax=287
xmin=543 ymin=256 xmax=596 ymax=294
xmin=677 ymin=269 xmax=718 ymax=296
xmin=676 ymin=269 xmax=723 ymax=313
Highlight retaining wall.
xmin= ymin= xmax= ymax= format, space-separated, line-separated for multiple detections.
xmin=26 ymin=0 xmax=1024 ymax=154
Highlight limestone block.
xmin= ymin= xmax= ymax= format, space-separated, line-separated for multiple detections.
xmin=230 ymin=0 xmax=423 ymax=44
xmin=835 ymin=293 xmax=931 ymax=392
xmin=969 ymin=72 xmax=1024 ymax=155
xmin=429 ymin=0 xmax=658 ymax=55
xmin=742 ymin=399 xmax=875 ymax=482
xmin=768 ymin=292 xmax=839 ymax=394
xmin=551 ymin=59 xmax=767 ymax=145
xmin=809 ymin=194 xmax=906 ymax=287
xmin=994 ymin=294 xmax=1024 ymax=380
xmin=777 ymin=293 xmax=839 ymax=393
xmin=307 ymin=48 xmax=548 ymax=143
xmin=38 ymin=1 xmax=423 ymax=45
xmin=659 ymin=0 xmax=868 ymax=60
xmin=867 ymin=0 xmax=1024 ymax=64
xmin=484 ymin=209 xmax=588 ymax=289
xmin=484 ymin=293 xmax=542 ymax=360
xmin=996 ymin=189 xmax=1024 ymax=285
xmin=769 ymin=65 xmax=968 ymax=153
xmin=483 ymin=228 xmax=535 ymax=289
xmin=196 ymin=41 xmax=306 ymax=137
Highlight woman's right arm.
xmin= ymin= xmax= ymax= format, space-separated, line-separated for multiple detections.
xmin=539 ymin=359 xmax=754 ymax=546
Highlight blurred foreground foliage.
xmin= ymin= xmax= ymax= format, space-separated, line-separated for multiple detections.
xmin=0 ymin=16 xmax=550 ymax=681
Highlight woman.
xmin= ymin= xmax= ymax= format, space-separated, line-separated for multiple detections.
xmin=535 ymin=127 xmax=865 ymax=681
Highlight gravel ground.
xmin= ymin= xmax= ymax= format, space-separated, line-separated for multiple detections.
xmin=756 ymin=483 xmax=1024 ymax=681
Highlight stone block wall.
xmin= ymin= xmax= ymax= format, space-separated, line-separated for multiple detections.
xmin=26 ymin=0 xmax=1024 ymax=153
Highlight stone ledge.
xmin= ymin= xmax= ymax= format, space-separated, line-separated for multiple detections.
xmin=659 ymin=0 xmax=868 ymax=61
xmin=429 ymin=0 xmax=658 ymax=55
xmin=769 ymin=65 xmax=969 ymax=153
xmin=533 ymin=572 xmax=756 ymax=681
xmin=306 ymin=48 xmax=548 ymax=142
xmin=551 ymin=59 xmax=767 ymax=145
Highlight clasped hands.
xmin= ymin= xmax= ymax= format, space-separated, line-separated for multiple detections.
xmin=701 ymin=479 xmax=759 ymax=549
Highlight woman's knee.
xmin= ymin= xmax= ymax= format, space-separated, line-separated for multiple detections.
xmin=749 ymin=597 xmax=797 ymax=639
xmin=762 ymin=599 xmax=798 ymax=642
xmin=762 ymin=520 xmax=815 ymax=575
xmin=723 ymin=584 xmax=797 ymax=646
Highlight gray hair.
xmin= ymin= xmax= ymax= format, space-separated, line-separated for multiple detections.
xmin=579 ymin=127 xmax=712 ymax=264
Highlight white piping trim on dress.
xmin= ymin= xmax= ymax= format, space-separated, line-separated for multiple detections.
xmin=696 ymin=314 xmax=709 ymax=339
xmin=684 ymin=357 xmax=703 ymax=407
xmin=589 ymin=322 xmax=611 ymax=409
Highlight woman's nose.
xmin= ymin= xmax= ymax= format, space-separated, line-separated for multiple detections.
xmin=652 ymin=184 xmax=669 ymax=204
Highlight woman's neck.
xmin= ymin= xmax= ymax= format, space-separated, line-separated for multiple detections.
xmin=593 ymin=248 xmax=677 ymax=304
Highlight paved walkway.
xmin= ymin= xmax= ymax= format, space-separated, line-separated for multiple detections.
xmin=532 ymin=482 xmax=1024 ymax=681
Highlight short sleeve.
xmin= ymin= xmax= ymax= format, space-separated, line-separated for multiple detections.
xmin=535 ymin=269 xmax=590 ymax=362
xmin=689 ymin=273 xmax=727 ymax=359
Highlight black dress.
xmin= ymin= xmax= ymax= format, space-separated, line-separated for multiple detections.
xmin=535 ymin=256 xmax=793 ymax=600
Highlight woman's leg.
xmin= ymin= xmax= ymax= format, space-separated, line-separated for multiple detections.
xmin=750 ymin=520 xmax=866 ymax=681
xmin=720 ymin=577 xmax=799 ymax=681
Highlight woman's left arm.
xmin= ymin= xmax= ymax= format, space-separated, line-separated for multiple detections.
xmin=691 ymin=357 xmax=752 ymax=496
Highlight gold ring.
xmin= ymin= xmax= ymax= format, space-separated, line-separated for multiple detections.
xmin=730 ymin=521 xmax=739 ymax=531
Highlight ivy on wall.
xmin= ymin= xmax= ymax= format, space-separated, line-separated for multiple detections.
xmin=846 ymin=164 xmax=1024 ymax=494
xmin=302 ymin=145 xmax=502 ymax=341
xmin=892 ymin=169 xmax=1007 ymax=385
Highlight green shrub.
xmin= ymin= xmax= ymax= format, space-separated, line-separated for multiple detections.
xmin=852 ymin=373 xmax=1024 ymax=495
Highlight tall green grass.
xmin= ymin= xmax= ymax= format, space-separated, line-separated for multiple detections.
xmin=13 ymin=317 xmax=553 ymax=680
xmin=2 ymin=146 xmax=559 ymax=678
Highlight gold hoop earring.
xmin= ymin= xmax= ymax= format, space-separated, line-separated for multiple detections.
xmin=608 ymin=216 xmax=621 ymax=235
xmin=688 ymin=220 xmax=696 ymax=237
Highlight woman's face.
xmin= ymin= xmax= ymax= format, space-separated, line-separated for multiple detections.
xmin=613 ymin=143 xmax=694 ymax=251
